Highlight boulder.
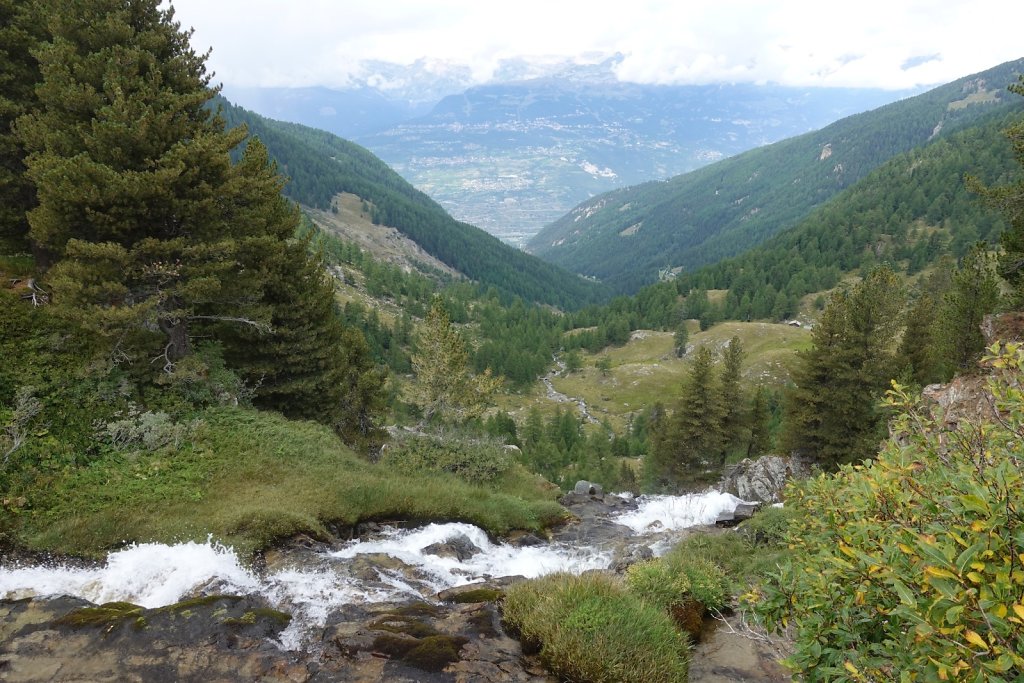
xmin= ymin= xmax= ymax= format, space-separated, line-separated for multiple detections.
xmin=715 ymin=503 xmax=760 ymax=527
xmin=719 ymin=455 xmax=810 ymax=503
xmin=421 ymin=534 xmax=481 ymax=562
xmin=573 ymin=480 xmax=603 ymax=496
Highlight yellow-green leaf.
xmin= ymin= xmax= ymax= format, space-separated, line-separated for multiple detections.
xmin=964 ymin=630 xmax=989 ymax=651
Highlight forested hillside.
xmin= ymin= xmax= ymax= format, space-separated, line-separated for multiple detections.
xmin=672 ymin=107 xmax=1023 ymax=322
xmin=530 ymin=58 xmax=1024 ymax=293
xmin=215 ymin=99 xmax=608 ymax=310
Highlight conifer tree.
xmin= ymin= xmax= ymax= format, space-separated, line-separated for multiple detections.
xmin=0 ymin=0 xmax=43 ymax=254
xmin=783 ymin=267 xmax=905 ymax=466
xmin=984 ymin=77 xmax=1024 ymax=304
xmin=646 ymin=346 xmax=724 ymax=488
xmin=747 ymin=384 xmax=772 ymax=457
xmin=13 ymin=0 xmax=385 ymax=445
xmin=719 ymin=335 xmax=746 ymax=457
xmin=409 ymin=296 xmax=501 ymax=424
xmin=935 ymin=243 xmax=999 ymax=376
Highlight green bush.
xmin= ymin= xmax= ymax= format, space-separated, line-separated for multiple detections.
xmin=502 ymin=573 xmax=689 ymax=683
xmin=380 ymin=429 xmax=513 ymax=483
xmin=754 ymin=343 xmax=1024 ymax=681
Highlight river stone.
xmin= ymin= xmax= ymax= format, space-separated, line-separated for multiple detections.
xmin=422 ymin=533 xmax=481 ymax=561
xmin=610 ymin=543 xmax=654 ymax=572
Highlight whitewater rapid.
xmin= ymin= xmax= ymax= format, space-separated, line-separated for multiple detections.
xmin=0 ymin=490 xmax=748 ymax=649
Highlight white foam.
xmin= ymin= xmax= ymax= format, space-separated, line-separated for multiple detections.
xmin=0 ymin=540 xmax=257 ymax=607
xmin=613 ymin=491 xmax=750 ymax=533
xmin=330 ymin=522 xmax=610 ymax=587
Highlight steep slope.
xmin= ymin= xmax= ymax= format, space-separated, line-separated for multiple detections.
xmin=216 ymin=98 xmax=608 ymax=309
xmin=674 ymin=107 xmax=1023 ymax=322
xmin=529 ymin=58 xmax=1024 ymax=293
xmin=359 ymin=78 xmax=909 ymax=245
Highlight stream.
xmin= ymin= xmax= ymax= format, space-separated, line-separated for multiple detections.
xmin=0 ymin=491 xmax=789 ymax=681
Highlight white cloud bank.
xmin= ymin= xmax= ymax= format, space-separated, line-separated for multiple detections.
xmin=167 ymin=0 xmax=1024 ymax=90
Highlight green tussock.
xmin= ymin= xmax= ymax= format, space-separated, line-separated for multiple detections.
xmin=502 ymin=573 xmax=689 ymax=683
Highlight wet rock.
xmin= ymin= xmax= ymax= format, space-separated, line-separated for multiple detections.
xmin=715 ymin=503 xmax=760 ymax=527
xmin=422 ymin=534 xmax=481 ymax=561
xmin=436 ymin=577 xmax=524 ymax=604
xmin=0 ymin=595 xmax=303 ymax=683
xmin=505 ymin=531 xmax=545 ymax=547
xmin=687 ymin=613 xmax=791 ymax=683
xmin=719 ymin=455 xmax=811 ymax=503
xmin=609 ymin=543 xmax=653 ymax=572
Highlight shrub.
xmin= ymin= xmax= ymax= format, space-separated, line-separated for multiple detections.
xmin=502 ymin=573 xmax=689 ymax=683
xmin=754 ymin=343 xmax=1024 ymax=681
xmin=380 ymin=430 xmax=513 ymax=483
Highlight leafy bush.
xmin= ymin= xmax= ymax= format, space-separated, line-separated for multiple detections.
xmin=502 ymin=573 xmax=689 ymax=683
xmin=380 ymin=430 xmax=513 ymax=483
xmin=754 ymin=343 xmax=1024 ymax=681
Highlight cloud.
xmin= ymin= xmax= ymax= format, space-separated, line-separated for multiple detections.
xmin=167 ymin=0 xmax=1024 ymax=90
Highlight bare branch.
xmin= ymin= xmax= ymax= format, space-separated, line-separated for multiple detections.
xmin=188 ymin=315 xmax=272 ymax=334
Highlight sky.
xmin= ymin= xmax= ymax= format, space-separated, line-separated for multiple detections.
xmin=167 ymin=0 xmax=1024 ymax=92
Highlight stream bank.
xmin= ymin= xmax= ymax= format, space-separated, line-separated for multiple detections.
xmin=1 ymin=490 xmax=788 ymax=682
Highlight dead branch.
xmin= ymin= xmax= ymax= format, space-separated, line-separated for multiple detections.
xmin=19 ymin=279 xmax=50 ymax=307
xmin=189 ymin=315 xmax=272 ymax=334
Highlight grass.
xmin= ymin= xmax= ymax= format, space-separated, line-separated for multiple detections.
xmin=519 ymin=321 xmax=810 ymax=431
xmin=14 ymin=407 xmax=566 ymax=558
xmin=502 ymin=572 xmax=690 ymax=683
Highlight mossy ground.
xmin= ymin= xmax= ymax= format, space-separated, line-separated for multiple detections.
xmin=9 ymin=408 xmax=565 ymax=558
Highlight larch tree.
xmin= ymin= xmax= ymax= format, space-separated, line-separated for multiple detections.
xmin=408 ymin=296 xmax=501 ymax=425
xmin=935 ymin=243 xmax=1000 ymax=377
xmin=719 ymin=335 xmax=746 ymax=458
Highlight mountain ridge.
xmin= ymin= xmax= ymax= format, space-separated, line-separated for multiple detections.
xmin=528 ymin=58 xmax=1024 ymax=293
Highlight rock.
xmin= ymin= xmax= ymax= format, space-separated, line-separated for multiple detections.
xmin=0 ymin=595 xmax=303 ymax=683
xmin=436 ymin=577 xmax=524 ymax=604
xmin=573 ymin=480 xmax=603 ymax=496
xmin=610 ymin=543 xmax=653 ymax=572
xmin=922 ymin=374 xmax=998 ymax=429
xmin=715 ymin=503 xmax=760 ymax=527
xmin=719 ymin=455 xmax=811 ymax=503
xmin=505 ymin=531 xmax=545 ymax=547
xmin=422 ymin=534 xmax=481 ymax=562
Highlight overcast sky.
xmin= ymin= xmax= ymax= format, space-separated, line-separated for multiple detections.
xmin=167 ymin=0 xmax=1024 ymax=91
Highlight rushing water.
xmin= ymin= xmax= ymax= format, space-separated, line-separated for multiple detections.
xmin=0 ymin=491 xmax=747 ymax=649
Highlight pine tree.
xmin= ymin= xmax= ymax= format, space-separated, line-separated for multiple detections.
xmin=747 ymin=384 xmax=772 ymax=457
xmin=646 ymin=346 xmax=724 ymax=488
xmin=0 ymin=0 xmax=44 ymax=254
xmin=983 ymin=77 xmax=1024 ymax=304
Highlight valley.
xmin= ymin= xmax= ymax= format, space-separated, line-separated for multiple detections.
xmin=2 ymin=3 xmax=1023 ymax=679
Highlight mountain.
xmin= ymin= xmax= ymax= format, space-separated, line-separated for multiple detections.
xmin=357 ymin=78 xmax=912 ymax=246
xmin=528 ymin=58 xmax=1024 ymax=293
xmin=215 ymin=98 xmax=607 ymax=309
xmin=676 ymin=107 xmax=1023 ymax=323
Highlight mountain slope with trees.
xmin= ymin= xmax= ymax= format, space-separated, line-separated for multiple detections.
xmin=214 ymin=99 xmax=608 ymax=310
xmin=529 ymin=58 xmax=1024 ymax=293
